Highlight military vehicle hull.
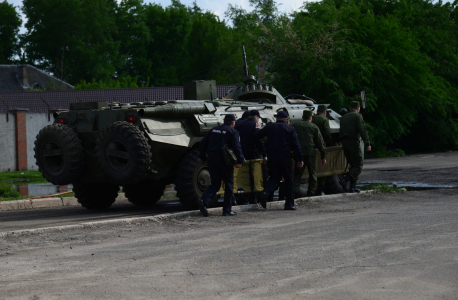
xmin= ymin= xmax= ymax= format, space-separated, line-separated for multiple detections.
xmin=34 ymin=96 xmax=346 ymax=209
xmin=34 ymin=47 xmax=348 ymax=209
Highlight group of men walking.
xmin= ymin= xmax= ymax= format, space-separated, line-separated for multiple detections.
xmin=198 ymin=101 xmax=370 ymax=217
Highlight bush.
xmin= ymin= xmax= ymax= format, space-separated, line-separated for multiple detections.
xmin=0 ymin=183 xmax=20 ymax=198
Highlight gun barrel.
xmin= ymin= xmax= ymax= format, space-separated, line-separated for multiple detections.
xmin=141 ymin=103 xmax=206 ymax=118
xmin=242 ymin=46 xmax=249 ymax=77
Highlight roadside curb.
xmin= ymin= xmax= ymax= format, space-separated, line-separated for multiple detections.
xmin=0 ymin=191 xmax=374 ymax=238
xmin=0 ymin=194 xmax=129 ymax=212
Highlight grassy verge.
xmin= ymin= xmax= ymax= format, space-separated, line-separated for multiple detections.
xmin=0 ymin=170 xmax=45 ymax=181
xmin=361 ymin=182 xmax=405 ymax=194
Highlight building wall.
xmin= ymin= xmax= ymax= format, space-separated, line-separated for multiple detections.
xmin=26 ymin=113 xmax=53 ymax=170
xmin=0 ymin=112 xmax=52 ymax=171
xmin=0 ymin=113 xmax=17 ymax=171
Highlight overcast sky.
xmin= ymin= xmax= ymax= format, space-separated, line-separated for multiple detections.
xmin=7 ymin=0 xmax=309 ymax=33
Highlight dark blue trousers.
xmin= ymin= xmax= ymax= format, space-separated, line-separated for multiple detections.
xmin=264 ymin=152 xmax=295 ymax=208
xmin=201 ymin=154 xmax=234 ymax=214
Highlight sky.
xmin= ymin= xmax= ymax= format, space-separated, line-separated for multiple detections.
xmin=7 ymin=0 xmax=309 ymax=33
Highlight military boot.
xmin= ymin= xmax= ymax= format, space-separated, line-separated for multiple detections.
xmin=259 ymin=191 xmax=268 ymax=209
xmin=349 ymin=181 xmax=360 ymax=193
xmin=339 ymin=174 xmax=351 ymax=192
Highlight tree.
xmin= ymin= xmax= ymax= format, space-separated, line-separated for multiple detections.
xmin=0 ymin=1 xmax=21 ymax=63
xmin=252 ymin=0 xmax=458 ymax=153
xmin=225 ymin=0 xmax=281 ymax=28
xmin=114 ymin=0 xmax=152 ymax=85
xmin=21 ymin=0 xmax=120 ymax=84
xmin=143 ymin=1 xmax=192 ymax=86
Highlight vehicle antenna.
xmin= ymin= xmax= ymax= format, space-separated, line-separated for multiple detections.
xmin=210 ymin=84 xmax=214 ymax=102
xmin=242 ymin=46 xmax=249 ymax=77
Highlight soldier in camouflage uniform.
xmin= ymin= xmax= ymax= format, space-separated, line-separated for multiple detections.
xmin=293 ymin=110 xmax=327 ymax=197
xmin=338 ymin=101 xmax=371 ymax=193
xmin=312 ymin=104 xmax=332 ymax=195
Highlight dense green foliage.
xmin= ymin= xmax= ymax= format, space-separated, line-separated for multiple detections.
xmin=0 ymin=1 xmax=21 ymax=63
xmin=2 ymin=0 xmax=458 ymax=153
xmin=21 ymin=0 xmax=119 ymax=83
xmin=19 ymin=0 xmax=254 ymax=87
xmin=251 ymin=0 xmax=458 ymax=153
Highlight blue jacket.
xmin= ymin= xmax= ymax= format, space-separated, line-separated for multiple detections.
xmin=199 ymin=124 xmax=245 ymax=164
xmin=254 ymin=120 xmax=303 ymax=162
xmin=234 ymin=118 xmax=266 ymax=158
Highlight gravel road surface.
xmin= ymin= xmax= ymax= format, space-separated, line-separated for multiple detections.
xmin=1 ymin=189 xmax=457 ymax=299
xmin=1 ymin=152 xmax=457 ymax=299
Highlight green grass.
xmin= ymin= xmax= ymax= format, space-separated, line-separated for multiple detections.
xmin=361 ymin=182 xmax=405 ymax=194
xmin=0 ymin=170 xmax=45 ymax=181
xmin=0 ymin=182 xmax=20 ymax=199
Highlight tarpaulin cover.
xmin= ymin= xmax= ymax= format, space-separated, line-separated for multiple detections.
xmin=216 ymin=146 xmax=347 ymax=195
xmin=217 ymin=159 xmax=264 ymax=195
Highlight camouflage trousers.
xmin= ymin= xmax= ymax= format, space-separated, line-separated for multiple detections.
xmin=294 ymin=155 xmax=317 ymax=194
xmin=341 ymin=138 xmax=363 ymax=181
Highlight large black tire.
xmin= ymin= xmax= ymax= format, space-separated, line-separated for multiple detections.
xmin=324 ymin=175 xmax=345 ymax=194
xmin=73 ymin=182 xmax=119 ymax=209
xmin=34 ymin=124 xmax=85 ymax=185
xmin=123 ymin=181 xmax=165 ymax=207
xmin=96 ymin=121 xmax=151 ymax=185
xmin=175 ymin=149 xmax=210 ymax=209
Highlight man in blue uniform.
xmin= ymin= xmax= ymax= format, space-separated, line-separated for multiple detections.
xmin=198 ymin=114 xmax=244 ymax=217
xmin=234 ymin=110 xmax=266 ymax=204
xmin=255 ymin=111 xmax=304 ymax=210
xmin=236 ymin=110 xmax=250 ymax=124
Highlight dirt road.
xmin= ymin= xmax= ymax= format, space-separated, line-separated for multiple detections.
xmin=0 ymin=152 xmax=457 ymax=299
xmin=1 ymin=189 xmax=457 ymax=299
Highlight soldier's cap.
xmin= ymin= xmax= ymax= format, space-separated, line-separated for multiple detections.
xmin=350 ymin=101 xmax=360 ymax=108
xmin=241 ymin=111 xmax=250 ymax=118
xmin=317 ymin=104 xmax=327 ymax=111
xmin=277 ymin=111 xmax=288 ymax=119
xmin=249 ymin=110 xmax=260 ymax=117
xmin=224 ymin=114 xmax=236 ymax=121
xmin=339 ymin=108 xmax=348 ymax=116
xmin=303 ymin=110 xmax=313 ymax=117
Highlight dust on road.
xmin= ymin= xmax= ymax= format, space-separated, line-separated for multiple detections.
xmin=1 ymin=189 xmax=457 ymax=300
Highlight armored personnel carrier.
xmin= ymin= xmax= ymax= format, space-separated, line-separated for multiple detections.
xmin=34 ymin=47 xmax=346 ymax=209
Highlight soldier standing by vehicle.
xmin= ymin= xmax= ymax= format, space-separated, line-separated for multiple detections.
xmin=339 ymin=101 xmax=371 ymax=193
xmin=312 ymin=104 xmax=332 ymax=195
xmin=236 ymin=110 xmax=250 ymax=124
xmin=234 ymin=110 xmax=266 ymax=205
xmin=293 ymin=110 xmax=326 ymax=197
xmin=198 ymin=114 xmax=244 ymax=216
xmin=255 ymin=111 xmax=303 ymax=210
